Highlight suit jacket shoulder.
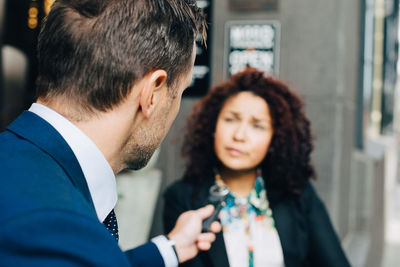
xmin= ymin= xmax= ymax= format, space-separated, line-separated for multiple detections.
xmin=0 ymin=112 xmax=96 ymax=223
xmin=0 ymin=112 xmax=164 ymax=267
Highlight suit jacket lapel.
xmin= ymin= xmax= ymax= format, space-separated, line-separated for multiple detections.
xmin=7 ymin=111 xmax=95 ymax=209
xmin=194 ymin=181 xmax=230 ymax=267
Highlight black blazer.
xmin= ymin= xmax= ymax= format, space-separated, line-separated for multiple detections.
xmin=163 ymin=178 xmax=350 ymax=267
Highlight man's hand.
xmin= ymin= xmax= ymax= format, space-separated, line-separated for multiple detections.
xmin=167 ymin=205 xmax=221 ymax=263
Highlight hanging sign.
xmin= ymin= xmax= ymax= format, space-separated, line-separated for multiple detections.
xmin=225 ymin=20 xmax=280 ymax=77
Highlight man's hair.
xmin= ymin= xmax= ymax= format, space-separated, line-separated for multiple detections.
xmin=36 ymin=0 xmax=206 ymax=113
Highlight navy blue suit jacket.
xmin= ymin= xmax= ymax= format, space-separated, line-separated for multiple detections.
xmin=0 ymin=111 xmax=164 ymax=266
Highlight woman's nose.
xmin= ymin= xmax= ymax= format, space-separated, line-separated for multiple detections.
xmin=233 ymin=123 xmax=246 ymax=141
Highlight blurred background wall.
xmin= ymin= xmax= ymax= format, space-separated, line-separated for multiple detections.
xmin=150 ymin=1 xmax=400 ymax=266
xmin=1 ymin=0 xmax=400 ymax=266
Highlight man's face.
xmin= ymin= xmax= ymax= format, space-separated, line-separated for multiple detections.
xmin=123 ymin=45 xmax=196 ymax=170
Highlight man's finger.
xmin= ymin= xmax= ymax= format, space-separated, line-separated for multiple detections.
xmin=209 ymin=221 xmax=221 ymax=233
xmin=197 ymin=241 xmax=212 ymax=251
xmin=197 ymin=232 xmax=216 ymax=243
xmin=195 ymin=204 xmax=215 ymax=219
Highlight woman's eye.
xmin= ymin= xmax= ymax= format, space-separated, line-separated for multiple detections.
xmin=253 ymin=124 xmax=265 ymax=130
xmin=224 ymin=117 xmax=235 ymax=122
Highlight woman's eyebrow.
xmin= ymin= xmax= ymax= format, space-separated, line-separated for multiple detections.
xmin=224 ymin=110 xmax=241 ymax=118
xmin=225 ymin=111 xmax=270 ymax=123
xmin=251 ymin=115 xmax=270 ymax=123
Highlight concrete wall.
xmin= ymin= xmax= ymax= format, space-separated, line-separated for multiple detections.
xmin=345 ymin=140 xmax=386 ymax=267
xmin=151 ymin=0 xmax=363 ymax=242
xmin=208 ymin=0 xmax=362 ymax=241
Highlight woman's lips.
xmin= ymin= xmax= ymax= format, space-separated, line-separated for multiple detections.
xmin=226 ymin=147 xmax=243 ymax=157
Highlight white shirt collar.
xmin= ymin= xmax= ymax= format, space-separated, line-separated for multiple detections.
xmin=29 ymin=103 xmax=117 ymax=222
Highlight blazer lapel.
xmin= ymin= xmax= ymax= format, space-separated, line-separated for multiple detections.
xmin=271 ymin=200 xmax=303 ymax=267
xmin=7 ymin=111 xmax=95 ymax=209
xmin=208 ymin=232 xmax=230 ymax=267
xmin=194 ymin=181 xmax=230 ymax=267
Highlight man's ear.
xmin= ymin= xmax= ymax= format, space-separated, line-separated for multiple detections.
xmin=139 ymin=69 xmax=167 ymax=118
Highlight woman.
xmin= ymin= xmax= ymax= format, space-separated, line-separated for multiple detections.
xmin=163 ymin=68 xmax=350 ymax=267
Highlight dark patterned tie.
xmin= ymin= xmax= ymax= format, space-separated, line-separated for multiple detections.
xmin=103 ymin=209 xmax=119 ymax=241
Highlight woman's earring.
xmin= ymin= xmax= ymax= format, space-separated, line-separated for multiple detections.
xmin=257 ymin=167 xmax=262 ymax=178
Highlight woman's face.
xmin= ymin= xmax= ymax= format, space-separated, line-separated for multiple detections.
xmin=214 ymin=91 xmax=274 ymax=172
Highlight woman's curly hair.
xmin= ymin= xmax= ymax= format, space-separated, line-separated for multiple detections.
xmin=182 ymin=68 xmax=316 ymax=203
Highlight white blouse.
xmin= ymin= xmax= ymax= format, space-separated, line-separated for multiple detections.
xmin=218 ymin=177 xmax=285 ymax=267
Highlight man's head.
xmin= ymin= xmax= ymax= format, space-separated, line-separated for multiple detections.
xmin=36 ymin=0 xmax=206 ymax=172
xmin=122 ymin=48 xmax=196 ymax=170
xmin=36 ymin=0 xmax=206 ymax=116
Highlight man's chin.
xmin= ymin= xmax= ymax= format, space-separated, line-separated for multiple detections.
xmin=125 ymin=157 xmax=151 ymax=170
xmin=124 ymin=146 xmax=157 ymax=171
